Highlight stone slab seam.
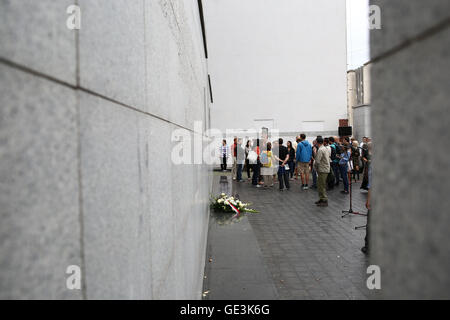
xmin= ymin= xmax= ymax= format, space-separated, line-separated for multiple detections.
xmin=0 ymin=57 xmax=207 ymax=136
xmin=370 ymin=17 xmax=450 ymax=64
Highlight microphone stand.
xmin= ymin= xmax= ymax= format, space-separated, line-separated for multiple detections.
xmin=342 ymin=171 xmax=367 ymax=218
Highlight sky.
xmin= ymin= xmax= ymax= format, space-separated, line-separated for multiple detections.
xmin=346 ymin=0 xmax=370 ymax=70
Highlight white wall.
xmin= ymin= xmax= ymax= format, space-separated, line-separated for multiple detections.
xmin=204 ymin=0 xmax=348 ymax=134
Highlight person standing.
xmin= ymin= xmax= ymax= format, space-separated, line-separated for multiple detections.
xmin=260 ymin=142 xmax=274 ymax=188
xmin=231 ymin=137 xmax=238 ymax=180
xmin=324 ymin=137 xmax=335 ymax=190
xmin=359 ymin=137 xmax=367 ymax=175
xmin=310 ymin=139 xmax=319 ymax=189
xmin=296 ymin=134 xmax=313 ymax=190
xmin=314 ymin=137 xmax=331 ymax=207
xmin=360 ymin=137 xmax=367 ymax=150
xmin=292 ymin=137 xmax=299 ymax=179
xmin=360 ymin=143 xmax=370 ymax=190
xmin=338 ymin=145 xmax=351 ymax=194
xmin=351 ymin=140 xmax=360 ymax=181
xmin=251 ymin=139 xmax=261 ymax=187
xmin=294 ymin=136 xmax=301 ymax=180
xmin=244 ymin=140 xmax=252 ymax=180
xmin=271 ymin=140 xmax=279 ymax=185
xmin=292 ymin=138 xmax=298 ymax=153
xmin=220 ymin=140 xmax=229 ymax=171
xmin=274 ymin=138 xmax=290 ymax=191
xmin=361 ymin=142 xmax=372 ymax=254
xmin=329 ymin=137 xmax=342 ymax=186
xmin=287 ymin=141 xmax=296 ymax=180
xmin=236 ymin=138 xmax=245 ymax=182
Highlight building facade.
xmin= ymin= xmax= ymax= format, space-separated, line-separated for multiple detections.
xmin=347 ymin=62 xmax=372 ymax=142
xmin=204 ymin=0 xmax=348 ymax=140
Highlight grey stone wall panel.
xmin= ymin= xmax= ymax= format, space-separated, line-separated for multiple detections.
xmin=79 ymin=93 xmax=152 ymax=299
xmin=0 ymin=0 xmax=77 ymax=84
xmin=371 ymin=26 xmax=450 ymax=299
xmin=370 ymin=0 xmax=450 ymax=58
xmin=147 ymin=0 xmax=207 ymax=131
xmin=78 ymin=0 xmax=146 ymax=111
xmin=0 ymin=65 xmax=81 ymax=299
xmin=144 ymin=117 xmax=177 ymax=299
xmin=1 ymin=0 xmax=211 ymax=300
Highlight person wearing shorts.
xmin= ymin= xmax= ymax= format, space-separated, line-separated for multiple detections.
xmin=299 ymin=162 xmax=310 ymax=182
xmin=296 ymin=134 xmax=313 ymax=190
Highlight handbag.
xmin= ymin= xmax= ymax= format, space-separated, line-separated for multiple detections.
xmin=247 ymin=150 xmax=258 ymax=164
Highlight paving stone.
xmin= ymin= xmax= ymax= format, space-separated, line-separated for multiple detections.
xmin=206 ymin=172 xmax=382 ymax=299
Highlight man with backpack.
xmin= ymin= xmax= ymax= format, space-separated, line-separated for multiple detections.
xmin=329 ymin=136 xmax=342 ymax=186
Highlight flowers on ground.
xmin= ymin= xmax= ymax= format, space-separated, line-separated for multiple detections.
xmin=210 ymin=193 xmax=258 ymax=214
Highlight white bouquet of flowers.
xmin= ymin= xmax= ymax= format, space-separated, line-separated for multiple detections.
xmin=210 ymin=193 xmax=258 ymax=214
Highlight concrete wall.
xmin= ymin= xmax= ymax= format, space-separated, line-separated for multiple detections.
xmin=0 ymin=0 xmax=212 ymax=299
xmin=370 ymin=0 xmax=450 ymax=299
xmin=362 ymin=63 xmax=372 ymax=105
xmin=204 ymin=0 xmax=348 ymax=134
xmin=352 ymin=105 xmax=371 ymax=142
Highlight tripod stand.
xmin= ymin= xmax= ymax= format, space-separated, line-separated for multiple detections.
xmin=342 ymin=171 xmax=367 ymax=218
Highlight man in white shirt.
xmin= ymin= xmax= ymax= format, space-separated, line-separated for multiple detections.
xmin=360 ymin=137 xmax=367 ymax=149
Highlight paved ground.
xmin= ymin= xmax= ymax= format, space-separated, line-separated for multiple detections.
xmin=203 ymin=170 xmax=381 ymax=300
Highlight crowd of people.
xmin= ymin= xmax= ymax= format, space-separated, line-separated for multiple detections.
xmin=220 ymin=135 xmax=372 ymax=208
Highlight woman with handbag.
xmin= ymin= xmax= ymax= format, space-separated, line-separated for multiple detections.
xmin=260 ymin=142 xmax=274 ymax=188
